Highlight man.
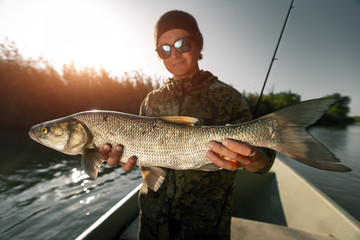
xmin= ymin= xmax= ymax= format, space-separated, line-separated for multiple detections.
xmin=99 ymin=10 xmax=275 ymax=239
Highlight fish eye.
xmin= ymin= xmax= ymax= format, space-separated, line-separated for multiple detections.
xmin=41 ymin=127 xmax=48 ymax=134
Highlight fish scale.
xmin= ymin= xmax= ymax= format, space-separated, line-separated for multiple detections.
xmin=74 ymin=112 xmax=278 ymax=169
xmin=29 ymin=99 xmax=351 ymax=191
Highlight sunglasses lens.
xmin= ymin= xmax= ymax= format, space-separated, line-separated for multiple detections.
xmin=174 ymin=39 xmax=183 ymax=49
xmin=156 ymin=38 xmax=191 ymax=59
xmin=156 ymin=45 xmax=171 ymax=59
xmin=174 ymin=38 xmax=191 ymax=53
xmin=162 ymin=45 xmax=171 ymax=52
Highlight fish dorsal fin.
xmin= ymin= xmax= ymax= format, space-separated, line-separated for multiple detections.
xmin=140 ymin=166 xmax=166 ymax=192
xmin=160 ymin=116 xmax=199 ymax=126
xmin=81 ymin=148 xmax=105 ymax=179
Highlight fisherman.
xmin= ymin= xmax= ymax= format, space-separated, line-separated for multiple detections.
xmin=99 ymin=10 xmax=275 ymax=239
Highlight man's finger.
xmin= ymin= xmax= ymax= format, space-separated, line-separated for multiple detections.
xmin=207 ymin=141 xmax=239 ymax=160
xmin=206 ymin=150 xmax=239 ymax=171
xmin=98 ymin=143 xmax=112 ymax=159
xmin=222 ymin=139 xmax=255 ymax=157
xmin=121 ymin=156 xmax=137 ymax=172
xmin=107 ymin=145 xmax=124 ymax=166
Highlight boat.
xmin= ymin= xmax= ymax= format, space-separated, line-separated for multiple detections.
xmin=75 ymin=158 xmax=360 ymax=240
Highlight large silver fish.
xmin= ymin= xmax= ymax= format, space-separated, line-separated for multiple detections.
xmin=29 ymin=98 xmax=351 ymax=191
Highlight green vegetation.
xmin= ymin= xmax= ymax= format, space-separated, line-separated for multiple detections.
xmin=353 ymin=117 xmax=360 ymax=123
xmin=317 ymin=93 xmax=355 ymax=126
xmin=242 ymin=91 xmax=301 ymax=117
xmin=242 ymin=91 xmax=355 ymax=126
xmin=0 ymin=39 xmax=355 ymax=129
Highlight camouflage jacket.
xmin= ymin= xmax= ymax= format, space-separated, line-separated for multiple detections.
xmin=138 ymin=70 xmax=275 ymax=240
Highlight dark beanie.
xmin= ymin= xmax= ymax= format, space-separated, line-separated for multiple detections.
xmin=154 ymin=10 xmax=203 ymax=52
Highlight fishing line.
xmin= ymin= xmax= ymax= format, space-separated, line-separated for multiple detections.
xmin=254 ymin=0 xmax=295 ymax=117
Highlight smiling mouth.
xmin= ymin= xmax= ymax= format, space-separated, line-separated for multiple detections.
xmin=172 ymin=61 xmax=185 ymax=67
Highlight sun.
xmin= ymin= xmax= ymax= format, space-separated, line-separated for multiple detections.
xmin=0 ymin=0 xmax=157 ymax=76
xmin=38 ymin=0 xmax=136 ymax=73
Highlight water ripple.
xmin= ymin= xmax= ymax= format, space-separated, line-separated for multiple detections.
xmin=3 ymin=207 xmax=50 ymax=234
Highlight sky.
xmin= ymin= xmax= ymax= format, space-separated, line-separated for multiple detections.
xmin=1 ymin=0 xmax=359 ymax=115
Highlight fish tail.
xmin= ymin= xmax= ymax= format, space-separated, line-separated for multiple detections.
xmin=268 ymin=98 xmax=351 ymax=172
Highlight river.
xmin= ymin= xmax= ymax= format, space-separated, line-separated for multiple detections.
xmin=0 ymin=125 xmax=359 ymax=239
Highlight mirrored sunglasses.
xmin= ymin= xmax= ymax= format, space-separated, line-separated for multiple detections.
xmin=156 ymin=37 xmax=192 ymax=59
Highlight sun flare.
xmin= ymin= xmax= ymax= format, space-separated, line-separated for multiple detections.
xmin=1 ymin=0 xmax=157 ymax=76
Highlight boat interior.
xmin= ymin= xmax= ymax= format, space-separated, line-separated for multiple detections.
xmin=77 ymin=159 xmax=360 ymax=240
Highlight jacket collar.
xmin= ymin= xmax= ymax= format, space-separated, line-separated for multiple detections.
xmin=165 ymin=70 xmax=215 ymax=90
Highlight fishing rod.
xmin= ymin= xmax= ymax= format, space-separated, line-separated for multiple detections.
xmin=254 ymin=0 xmax=295 ymax=118
xmin=216 ymin=1 xmax=296 ymax=234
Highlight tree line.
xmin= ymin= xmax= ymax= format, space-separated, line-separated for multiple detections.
xmin=243 ymin=91 xmax=354 ymax=126
xmin=0 ymin=39 xmax=354 ymax=129
xmin=0 ymin=40 xmax=163 ymax=129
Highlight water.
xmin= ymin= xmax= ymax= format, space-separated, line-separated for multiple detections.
xmin=278 ymin=124 xmax=360 ymax=221
xmin=0 ymin=129 xmax=143 ymax=240
xmin=1 ymin=125 xmax=359 ymax=239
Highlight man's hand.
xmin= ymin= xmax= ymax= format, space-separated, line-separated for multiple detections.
xmin=98 ymin=144 xmax=137 ymax=171
xmin=206 ymin=139 xmax=267 ymax=172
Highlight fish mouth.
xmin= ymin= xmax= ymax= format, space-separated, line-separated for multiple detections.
xmin=29 ymin=130 xmax=41 ymax=143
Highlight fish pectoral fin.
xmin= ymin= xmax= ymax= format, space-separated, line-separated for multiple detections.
xmin=197 ymin=163 xmax=222 ymax=171
xmin=140 ymin=166 xmax=166 ymax=192
xmin=81 ymin=148 xmax=105 ymax=179
xmin=160 ymin=116 xmax=199 ymax=126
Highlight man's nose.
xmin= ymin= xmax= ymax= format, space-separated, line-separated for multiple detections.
xmin=170 ymin=47 xmax=181 ymax=58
